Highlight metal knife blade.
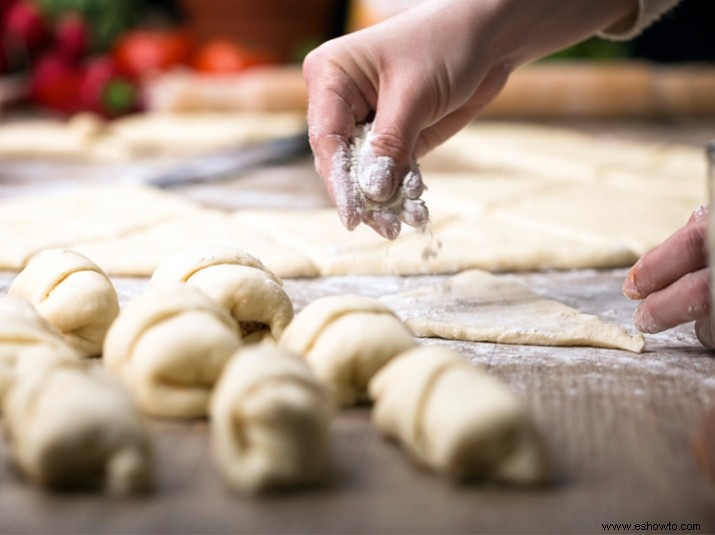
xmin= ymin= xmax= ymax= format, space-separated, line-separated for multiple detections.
xmin=144 ymin=132 xmax=310 ymax=188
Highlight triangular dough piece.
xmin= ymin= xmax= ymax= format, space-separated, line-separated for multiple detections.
xmin=70 ymin=211 xmax=317 ymax=278
xmin=0 ymin=185 xmax=201 ymax=269
xmin=381 ymin=269 xmax=645 ymax=353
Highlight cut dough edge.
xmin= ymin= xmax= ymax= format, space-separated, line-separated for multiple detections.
xmin=381 ymin=269 xmax=645 ymax=353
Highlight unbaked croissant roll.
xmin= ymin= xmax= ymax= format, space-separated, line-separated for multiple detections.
xmin=103 ymin=283 xmax=242 ymax=419
xmin=0 ymin=296 xmax=79 ymax=406
xmin=9 ymin=249 xmax=119 ymax=357
xmin=368 ymin=346 xmax=549 ymax=485
xmin=152 ymin=246 xmax=294 ymax=343
xmin=211 ymin=343 xmax=332 ymax=493
xmin=3 ymin=356 xmax=153 ymax=494
xmin=279 ymin=295 xmax=416 ymax=406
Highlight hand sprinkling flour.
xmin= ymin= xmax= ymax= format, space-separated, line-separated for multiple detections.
xmin=331 ymin=123 xmax=429 ymax=240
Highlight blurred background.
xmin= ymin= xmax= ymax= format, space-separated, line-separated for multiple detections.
xmin=0 ymin=0 xmax=714 ymax=119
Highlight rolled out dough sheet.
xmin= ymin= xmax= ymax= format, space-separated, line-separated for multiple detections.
xmin=104 ymin=111 xmax=306 ymax=157
xmin=236 ymin=208 xmax=635 ymax=276
xmin=70 ymin=211 xmax=317 ymax=278
xmin=434 ymin=121 xmax=703 ymax=182
xmin=0 ymin=185 xmax=201 ymax=269
xmin=381 ymin=269 xmax=645 ymax=353
xmin=489 ymin=182 xmax=697 ymax=257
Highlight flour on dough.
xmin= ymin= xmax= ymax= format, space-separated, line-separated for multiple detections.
xmin=381 ymin=269 xmax=645 ymax=353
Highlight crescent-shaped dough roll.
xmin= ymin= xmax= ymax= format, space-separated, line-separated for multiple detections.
xmin=0 ymin=296 xmax=79 ymax=407
xmin=211 ymin=343 xmax=332 ymax=493
xmin=3 ymin=356 xmax=153 ymax=494
xmin=9 ymin=249 xmax=120 ymax=357
xmin=279 ymin=295 xmax=416 ymax=406
xmin=368 ymin=346 xmax=549 ymax=485
xmin=103 ymin=283 xmax=242 ymax=419
xmin=152 ymin=246 xmax=294 ymax=342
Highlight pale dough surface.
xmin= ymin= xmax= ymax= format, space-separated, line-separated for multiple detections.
xmin=3 ymin=357 xmax=152 ymax=493
xmin=103 ymin=284 xmax=242 ymax=419
xmin=103 ymin=111 xmax=306 ymax=157
xmin=0 ymin=122 xmax=703 ymax=280
xmin=71 ymin=211 xmax=318 ymax=278
xmin=0 ymin=184 xmax=199 ymax=269
xmin=279 ymin=295 xmax=416 ymax=406
xmin=8 ymin=249 xmax=119 ymax=357
xmin=381 ymin=269 xmax=645 ymax=353
xmin=369 ymin=345 xmax=549 ymax=484
xmin=0 ymin=111 xmax=306 ymax=160
xmin=211 ymin=344 xmax=331 ymax=493
xmin=151 ymin=246 xmax=294 ymax=342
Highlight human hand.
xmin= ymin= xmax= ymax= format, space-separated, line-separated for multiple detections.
xmin=623 ymin=206 xmax=713 ymax=348
xmin=304 ymin=0 xmax=637 ymax=238
xmin=304 ymin=0 xmax=508 ymax=238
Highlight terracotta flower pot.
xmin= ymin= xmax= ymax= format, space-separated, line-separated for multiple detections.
xmin=180 ymin=0 xmax=344 ymax=62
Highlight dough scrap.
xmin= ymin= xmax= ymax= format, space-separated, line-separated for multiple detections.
xmin=369 ymin=345 xmax=549 ymax=484
xmin=3 ymin=356 xmax=152 ymax=494
xmin=9 ymin=249 xmax=119 ymax=357
xmin=211 ymin=343 xmax=332 ymax=493
xmin=152 ymin=246 xmax=294 ymax=342
xmin=103 ymin=283 xmax=242 ymax=419
xmin=381 ymin=269 xmax=645 ymax=353
xmin=279 ymin=295 xmax=416 ymax=406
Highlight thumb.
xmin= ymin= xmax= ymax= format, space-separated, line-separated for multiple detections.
xmin=358 ymin=86 xmax=428 ymax=203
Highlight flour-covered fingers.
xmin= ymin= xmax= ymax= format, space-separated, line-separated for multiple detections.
xmin=402 ymin=170 xmax=425 ymax=200
xmin=623 ymin=213 xmax=707 ymax=300
xmin=364 ymin=210 xmax=401 ymax=240
xmin=633 ymin=268 xmax=710 ymax=333
xmin=400 ymin=199 xmax=429 ymax=228
xmin=304 ymin=50 xmax=371 ymax=230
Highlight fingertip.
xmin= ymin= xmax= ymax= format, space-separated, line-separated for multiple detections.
xmin=358 ymin=155 xmax=397 ymax=202
xmin=695 ymin=317 xmax=715 ymax=349
xmin=633 ymin=305 xmax=659 ymax=334
xmin=403 ymin=169 xmax=425 ymax=200
xmin=689 ymin=205 xmax=708 ymax=224
xmin=401 ymin=199 xmax=429 ymax=228
xmin=622 ymin=270 xmax=644 ymax=300
xmin=365 ymin=210 xmax=401 ymax=240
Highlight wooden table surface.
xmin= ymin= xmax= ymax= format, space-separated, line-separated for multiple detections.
xmin=1 ymin=119 xmax=715 ymax=534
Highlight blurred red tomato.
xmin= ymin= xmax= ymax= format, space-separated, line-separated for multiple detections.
xmin=191 ymin=39 xmax=274 ymax=74
xmin=54 ymin=12 xmax=88 ymax=64
xmin=29 ymin=52 xmax=81 ymax=112
xmin=4 ymin=1 xmax=48 ymax=55
xmin=113 ymin=29 xmax=192 ymax=77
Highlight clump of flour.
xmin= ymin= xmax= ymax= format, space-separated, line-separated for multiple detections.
xmin=347 ymin=123 xmax=430 ymax=240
